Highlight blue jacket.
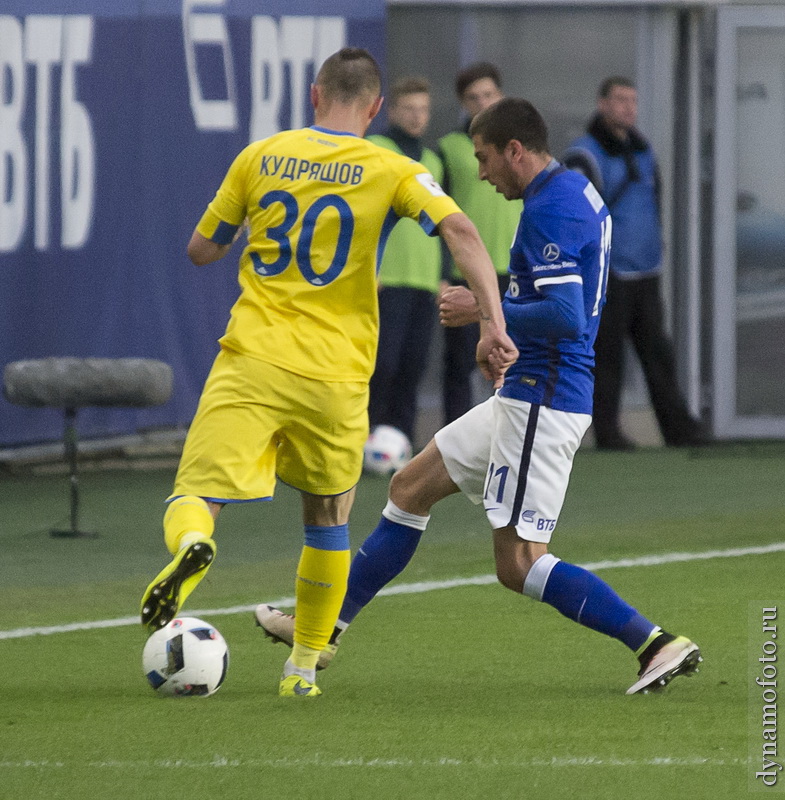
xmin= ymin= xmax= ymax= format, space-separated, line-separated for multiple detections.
xmin=566 ymin=115 xmax=662 ymax=279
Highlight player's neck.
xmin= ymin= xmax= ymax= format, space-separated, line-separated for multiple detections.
xmin=314 ymin=106 xmax=372 ymax=138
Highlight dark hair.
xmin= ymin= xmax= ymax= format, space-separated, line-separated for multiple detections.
xmin=469 ymin=97 xmax=549 ymax=154
xmin=598 ymin=76 xmax=636 ymax=99
xmin=455 ymin=62 xmax=502 ymax=99
xmin=316 ymin=48 xmax=382 ymax=104
xmin=390 ymin=76 xmax=431 ymax=106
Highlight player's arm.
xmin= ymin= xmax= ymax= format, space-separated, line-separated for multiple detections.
xmin=504 ymin=279 xmax=586 ymax=339
xmin=187 ymin=221 xmax=246 ymax=267
xmin=188 ymin=146 xmax=251 ymax=266
xmin=187 ymin=230 xmax=230 ymax=266
xmin=438 ymin=212 xmax=518 ymax=381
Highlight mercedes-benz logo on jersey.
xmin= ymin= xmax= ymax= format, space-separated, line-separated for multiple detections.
xmin=543 ymin=243 xmax=560 ymax=261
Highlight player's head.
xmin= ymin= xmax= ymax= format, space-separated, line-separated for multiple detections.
xmin=313 ymin=48 xmax=383 ymax=116
xmin=597 ymin=76 xmax=638 ymax=133
xmin=469 ymin=97 xmax=550 ymax=199
xmin=387 ymin=76 xmax=431 ymax=139
xmin=455 ymin=62 xmax=503 ymax=119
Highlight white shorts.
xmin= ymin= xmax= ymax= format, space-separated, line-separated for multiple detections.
xmin=434 ymin=394 xmax=591 ymax=543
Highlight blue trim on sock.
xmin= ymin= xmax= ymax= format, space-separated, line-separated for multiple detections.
xmin=339 ymin=516 xmax=423 ymax=624
xmin=304 ymin=524 xmax=350 ymax=552
xmin=541 ymin=561 xmax=655 ymax=651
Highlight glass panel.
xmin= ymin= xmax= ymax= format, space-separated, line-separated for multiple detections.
xmin=735 ymin=28 xmax=785 ymax=415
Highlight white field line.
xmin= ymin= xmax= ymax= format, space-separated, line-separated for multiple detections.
xmin=0 ymin=755 xmax=752 ymax=770
xmin=1 ymin=540 xmax=784 ymax=642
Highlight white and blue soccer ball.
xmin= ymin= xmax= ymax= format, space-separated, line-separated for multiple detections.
xmin=143 ymin=616 xmax=229 ymax=697
xmin=363 ymin=425 xmax=412 ymax=476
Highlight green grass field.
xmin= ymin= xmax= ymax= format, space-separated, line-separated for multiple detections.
xmin=1 ymin=444 xmax=783 ymax=799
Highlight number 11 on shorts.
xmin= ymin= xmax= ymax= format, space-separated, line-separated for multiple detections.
xmin=484 ymin=462 xmax=509 ymax=504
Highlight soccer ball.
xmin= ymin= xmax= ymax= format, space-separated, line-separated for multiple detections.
xmin=363 ymin=425 xmax=412 ymax=476
xmin=142 ymin=617 xmax=229 ymax=697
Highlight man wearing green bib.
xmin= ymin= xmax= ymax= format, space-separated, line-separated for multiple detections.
xmin=438 ymin=63 xmax=522 ymax=423
xmin=367 ymin=77 xmax=444 ymax=448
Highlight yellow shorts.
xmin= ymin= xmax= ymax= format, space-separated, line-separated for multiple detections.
xmin=171 ymin=348 xmax=369 ymax=500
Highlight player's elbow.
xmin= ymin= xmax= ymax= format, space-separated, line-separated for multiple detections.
xmin=187 ymin=231 xmax=223 ymax=266
xmin=438 ymin=211 xmax=479 ymax=245
xmin=187 ymin=246 xmax=211 ymax=267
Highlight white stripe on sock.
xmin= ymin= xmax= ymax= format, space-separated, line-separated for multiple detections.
xmin=382 ymin=499 xmax=430 ymax=531
xmin=523 ymin=553 xmax=561 ymax=600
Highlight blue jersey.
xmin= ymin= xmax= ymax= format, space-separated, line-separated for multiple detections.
xmin=499 ymin=161 xmax=611 ymax=414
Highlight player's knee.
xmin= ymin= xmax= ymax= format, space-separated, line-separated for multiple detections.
xmin=388 ymin=466 xmax=414 ymax=508
xmin=496 ymin=561 xmax=526 ymax=594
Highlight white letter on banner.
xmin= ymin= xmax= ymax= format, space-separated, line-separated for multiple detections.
xmin=248 ymin=16 xmax=345 ymax=142
xmin=314 ymin=17 xmax=346 ymax=76
xmin=25 ymin=15 xmax=63 ymax=251
xmin=0 ymin=16 xmax=28 ymax=252
xmin=60 ymin=16 xmax=95 ymax=249
xmin=249 ymin=16 xmax=282 ymax=141
xmin=280 ymin=16 xmax=315 ymax=131
xmin=182 ymin=0 xmax=238 ymax=131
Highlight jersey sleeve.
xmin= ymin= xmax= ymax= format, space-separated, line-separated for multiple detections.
xmin=195 ymin=146 xmax=254 ymax=245
xmin=391 ymin=162 xmax=462 ymax=236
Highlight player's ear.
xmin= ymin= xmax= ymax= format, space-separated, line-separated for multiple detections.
xmin=310 ymin=83 xmax=320 ymax=111
xmin=506 ymin=139 xmax=525 ymax=163
xmin=369 ymin=94 xmax=384 ymax=121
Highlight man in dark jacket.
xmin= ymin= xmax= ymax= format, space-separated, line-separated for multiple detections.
xmin=565 ymin=76 xmax=709 ymax=450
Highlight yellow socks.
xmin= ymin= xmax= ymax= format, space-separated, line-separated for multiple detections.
xmin=164 ymin=495 xmax=215 ymax=555
xmin=290 ymin=526 xmax=350 ymax=673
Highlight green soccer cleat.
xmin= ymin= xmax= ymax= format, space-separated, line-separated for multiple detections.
xmin=626 ymin=634 xmax=702 ymax=695
xmin=279 ymin=674 xmax=322 ymax=698
xmin=140 ymin=539 xmax=217 ymax=631
xmin=254 ymin=604 xmax=338 ymax=670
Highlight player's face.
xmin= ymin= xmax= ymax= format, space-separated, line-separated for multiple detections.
xmin=388 ymin=92 xmax=431 ymax=138
xmin=473 ymin=136 xmax=518 ymax=200
xmin=599 ymin=85 xmax=638 ymax=132
xmin=461 ymin=78 xmax=503 ymax=119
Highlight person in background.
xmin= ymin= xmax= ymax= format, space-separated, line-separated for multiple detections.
xmin=564 ymin=76 xmax=710 ymax=451
xmin=438 ymin=62 xmax=522 ymax=425
xmin=366 ymin=77 xmax=443 ymax=451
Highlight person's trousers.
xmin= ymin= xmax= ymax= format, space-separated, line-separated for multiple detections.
xmin=592 ymin=273 xmax=702 ymax=446
xmin=369 ymin=286 xmax=436 ymax=443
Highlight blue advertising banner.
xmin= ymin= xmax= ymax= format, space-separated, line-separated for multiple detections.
xmin=0 ymin=0 xmax=385 ymax=447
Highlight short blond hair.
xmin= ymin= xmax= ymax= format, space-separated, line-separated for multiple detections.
xmin=315 ymin=48 xmax=382 ymax=104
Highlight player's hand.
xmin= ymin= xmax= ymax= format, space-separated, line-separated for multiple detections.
xmin=476 ymin=328 xmax=518 ymax=385
xmin=439 ymin=285 xmax=481 ymax=327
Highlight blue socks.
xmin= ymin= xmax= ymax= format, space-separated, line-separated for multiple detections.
xmin=338 ymin=501 xmax=428 ymax=625
xmin=525 ymin=554 xmax=656 ymax=652
xmin=337 ymin=503 xmax=656 ymax=655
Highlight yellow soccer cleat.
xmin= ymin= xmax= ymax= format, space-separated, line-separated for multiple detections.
xmin=279 ymin=674 xmax=322 ymax=698
xmin=140 ymin=540 xmax=217 ymax=631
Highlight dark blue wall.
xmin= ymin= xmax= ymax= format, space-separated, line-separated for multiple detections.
xmin=1 ymin=1 xmax=385 ymax=446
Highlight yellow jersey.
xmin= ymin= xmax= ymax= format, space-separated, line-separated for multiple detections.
xmin=196 ymin=125 xmax=461 ymax=382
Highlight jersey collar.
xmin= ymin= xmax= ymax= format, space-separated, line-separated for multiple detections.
xmin=310 ymin=125 xmax=359 ymax=138
xmin=524 ymin=158 xmax=563 ymax=201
